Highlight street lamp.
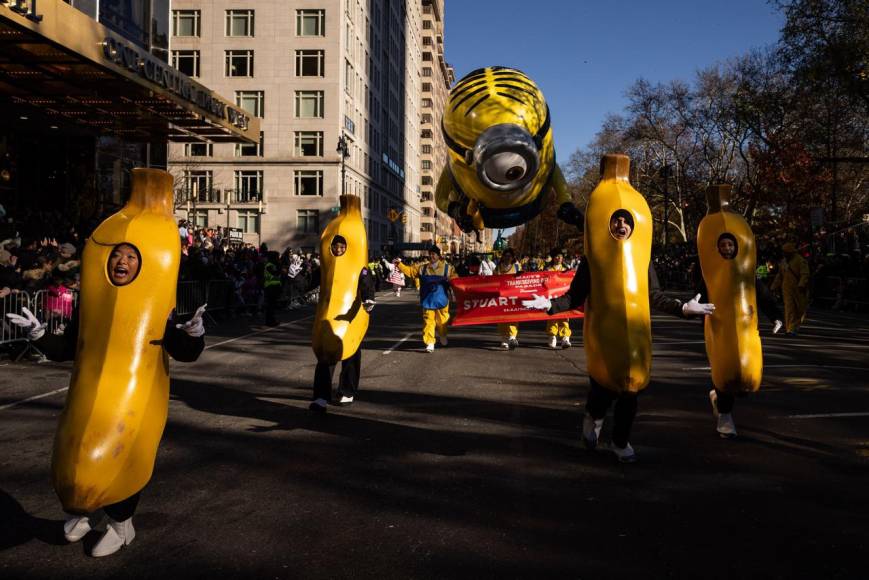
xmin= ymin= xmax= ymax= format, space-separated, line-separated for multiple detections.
xmin=659 ymin=163 xmax=673 ymax=246
xmin=336 ymin=135 xmax=350 ymax=196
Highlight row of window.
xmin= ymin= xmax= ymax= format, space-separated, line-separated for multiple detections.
xmin=173 ymin=9 xmax=325 ymax=38
xmin=181 ymin=170 xmax=326 ymax=199
xmin=171 ymin=49 xmax=328 ymax=79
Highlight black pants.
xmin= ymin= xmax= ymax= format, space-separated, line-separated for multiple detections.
xmin=313 ymin=348 xmax=362 ymax=401
xmin=102 ymin=492 xmax=140 ymax=521
xmin=264 ymin=285 xmax=281 ymax=325
xmin=586 ymin=378 xmax=638 ymax=449
xmin=714 ymin=388 xmax=736 ymax=414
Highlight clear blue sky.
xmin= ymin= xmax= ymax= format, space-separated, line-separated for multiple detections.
xmin=444 ymin=0 xmax=785 ymax=161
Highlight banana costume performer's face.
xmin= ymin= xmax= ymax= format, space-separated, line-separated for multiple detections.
xmin=436 ymin=67 xmax=577 ymax=233
xmin=107 ymin=243 xmax=141 ymax=285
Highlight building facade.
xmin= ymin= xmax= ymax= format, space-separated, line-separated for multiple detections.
xmin=169 ymin=0 xmax=426 ymax=253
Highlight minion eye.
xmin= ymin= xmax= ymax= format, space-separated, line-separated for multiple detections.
xmin=484 ymin=153 xmax=527 ymax=186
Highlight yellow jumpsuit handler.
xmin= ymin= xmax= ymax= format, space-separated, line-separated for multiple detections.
xmin=770 ymin=242 xmax=810 ymax=335
xmin=395 ymin=246 xmax=456 ymax=353
xmin=545 ymin=249 xmax=572 ymax=349
xmin=495 ymin=247 xmax=522 ymax=349
xmin=6 ymin=169 xmax=207 ymax=557
xmin=523 ymin=155 xmax=714 ymax=463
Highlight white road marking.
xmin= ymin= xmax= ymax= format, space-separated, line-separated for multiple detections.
xmin=0 ymin=387 xmax=70 ymax=412
xmin=383 ymin=332 xmax=415 ymax=355
xmin=782 ymin=412 xmax=869 ymax=419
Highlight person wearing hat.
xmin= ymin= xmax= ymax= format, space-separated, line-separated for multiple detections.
xmin=495 ymin=248 xmax=522 ymax=350
xmin=544 ymin=248 xmax=572 ymax=349
xmin=770 ymin=242 xmax=810 ymax=335
xmin=393 ymin=246 xmax=456 ymax=353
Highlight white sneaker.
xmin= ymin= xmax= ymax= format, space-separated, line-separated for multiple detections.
xmin=63 ymin=512 xmax=106 ymax=543
xmin=508 ymin=337 xmax=519 ymax=349
xmin=499 ymin=342 xmax=510 ymax=350
xmin=581 ymin=414 xmax=604 ymax=450
xmin=338 ymin=395 xmax=354 ymax=406
xmin=91 ymin=517 xmax=135 ymax=557
xmin=612 ymin=443 xmax=637 ymax=463
xmin=425 ymin=343 xmax=435 ymax=353
xmin=561 ymin=337 xmax=571 ymax=348
xmin=439 ymin=335 xmax=448 ymax=346
xmin=717 ymin=413 xmax=738 ymax=439
xmin=548 ymin=336 xmax=558 ymax=349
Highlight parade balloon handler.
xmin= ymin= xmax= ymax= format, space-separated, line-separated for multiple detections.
xmin=696 ymin=186 xmax=783 ymax=439
xmin=544 ymin=248 xmax=572 ymax=349
xmin=523 ymin=154 xmax=715 ymax=464
xmin=495 ymin=247 xmax=522 ymax=350
xmin=8 ymin=249 xmax=206 ymax=556
xmin=309 ymin=235 xmax=375 ymax=413
xmin=392 ymin=245 xmax=456 ymax=353
xmin=435 ymin=67 xmax=583 ymax=238
xmin=770 ymin=242 xmax=810 ymax=336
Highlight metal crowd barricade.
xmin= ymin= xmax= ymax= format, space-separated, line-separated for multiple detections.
xmin=0 ymin=290 xmax=32 ymax=347
xmin=30 ymin=289 xmax=79 ymax=338
xmin=175 ymin=281 xmax=205 ymax=316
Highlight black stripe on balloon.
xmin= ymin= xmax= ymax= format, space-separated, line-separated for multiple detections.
xmin=465 ymin=94 xmax=491 ymax=116
xmin=451 ymin=86 xmax=488 ymax=112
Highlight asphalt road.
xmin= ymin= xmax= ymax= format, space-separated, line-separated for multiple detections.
xmin=1 ymin=290 xmax=868 ymax=579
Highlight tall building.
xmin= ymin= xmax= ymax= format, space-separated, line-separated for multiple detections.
xmin=168 ymin=0 xmax=422 ymax=253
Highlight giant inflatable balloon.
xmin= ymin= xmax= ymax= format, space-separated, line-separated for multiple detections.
xmin=584 ymin=154 xmax=653 ymax=393
xmin=697 ymin=184 xmax=762 ymax=393
xmin=312 ymin=195 xmax=370 ymax=364
xmin=435 ymin=66 xmax=581 ymax=235
xmin=52 ymin=169 xmax=180 ymax=513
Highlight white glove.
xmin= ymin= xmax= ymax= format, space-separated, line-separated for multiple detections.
xmin=6 ymin=307 xmax=46 ymax=341
xmin=772 ymin=320 xmax=783 ymax=334
xmin=363 ymin=299 xmax=376 ymax=313
xmin=176 ymin=303 xmax=207 ymax=337
xmin=682 ymin=294 xmax=715 ymax=317
xmin=521 ymin=294 xmax=552 ymax=311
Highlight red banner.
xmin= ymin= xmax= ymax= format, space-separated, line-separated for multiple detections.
xmin=451 ymin=271 xmax=584 ymax=326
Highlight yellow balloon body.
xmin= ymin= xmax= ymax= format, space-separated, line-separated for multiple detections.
xmin=436 ymin=67 xmax=570 ymax=229
xmin=583 ymin=155 xmax=653 ymax=393
xmin=697 ymin=188 xmax=762 ymax=393
xmin=312 ymin=195 xmax=370 ymax=364
xmin=52 ymin=169 xmax=180 ymax=513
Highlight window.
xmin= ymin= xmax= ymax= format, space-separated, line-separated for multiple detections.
xmin=422 ymin=20 xmax=432 ymax=29
xmin=422 ymin=67 xmax=432 ymax=77
xmin=422 ymin=82 xmax=431 ymax=92
xmin=421 ymin=175 xmax=433 ymax=186
xmin=420 ymin=129 xmax=432 ymax=139
xmin=295 ymin=131 xmax=323 ymax=156
xmin=297 ymin=9 xmax=325 ymax=36
xmin=296 ymin=50 xmax=325 ymax=76
xmin=421 ymin=160 xmax=432 ymax=170
xmin=172 ymin=10 xmax=200 ymax=37
xmin=421 ymin=144 xmax=432 ymax=155
xmin=226 ymin=9 xmax=254 ymax=36
xmin=237 ymin=210 xmax=259 ymax=234
xmin=236 ymin=131 xmax=264 ymax=157
xmin=421 ymin=191 xmax=433 ymax=202
xmin=421 ymin=222 xmax=433 ymax=232
xmin=172 ymin=50 xmax=199 ymax=77
xmin=191 ymin=210 xmax=208 ymax=228
xmin=236 ymin=91 xmax=264 ymax=118
xmin=422 ymin=36 xmax=432 ymax=46
xmin=421 ymin=98 xmax=433 ymax=108
xmin=233 ymin=171 xmax=263 ymax=203
xmin=295 ymin=91 xmax=324 ymax=118
xmin=345 ymin=60 xmax=354 ymax=94
xmin=422 ymin=207 xmax=432 ymax=217
xmin=297 ymin=209 xmax=320 ymax=233
xmin=422 ymin=52 xmax=432 ymax=61
xmin=184 ymin=142 xmax=212 ymax=157
xmin=294 ymin=170 xmax=323 ymax=196
xmin=225 ymin=50 xmax=254 ymax=77
xmin=421 ymin=114 xmax=432 ymax=124
xmin=184 ymin=171 xmax=215 ymax=202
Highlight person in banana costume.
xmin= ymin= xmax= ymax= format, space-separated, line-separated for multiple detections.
xmin=544 ymin=248 xmax=572 ymax=349
xmin=770 ymin=242 xmax=810 ymax=335
xmin=495 ymin=247 xmax=522 ymax=349
xmin=6 ymin=169 xmax=206 ymax=557
xmin=696 ymin=185 xmax=783 ymax=438
xmin=436 ymin=66 xmax=583 ymax=238
xmin=523 ymin=154 xmax=715 ymax=463
xmin=392 ymin=245 xmax=457 ymax=353
xmin=310 ymin=196 xmax=376 ymax=413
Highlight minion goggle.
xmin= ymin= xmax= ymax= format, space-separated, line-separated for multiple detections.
xmin=443 ymin=106 xmax=551 ymax=192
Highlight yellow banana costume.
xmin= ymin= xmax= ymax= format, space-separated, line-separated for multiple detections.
xmin=436 ymin=66 xmax=581 ymax=235
xmin=697 ymin=185 xmax=762 ymax=393
xmin=52 ymin=169 xmax=180 ymax=513
xmin=312 ymin=195 xmax=370 ymax=364
xmin=584 ymin=155 xmax=653 ymax=393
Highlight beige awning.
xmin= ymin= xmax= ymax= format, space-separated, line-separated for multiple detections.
xmin=0 ymin=1 xmax=259 ymax=143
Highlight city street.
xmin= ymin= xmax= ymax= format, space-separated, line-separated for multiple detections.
xmin=1 ymin=291 xmax=868 ymax=579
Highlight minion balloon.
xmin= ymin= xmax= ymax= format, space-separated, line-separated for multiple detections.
xmin=436 ymin=67 xmax=583 ymax=235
